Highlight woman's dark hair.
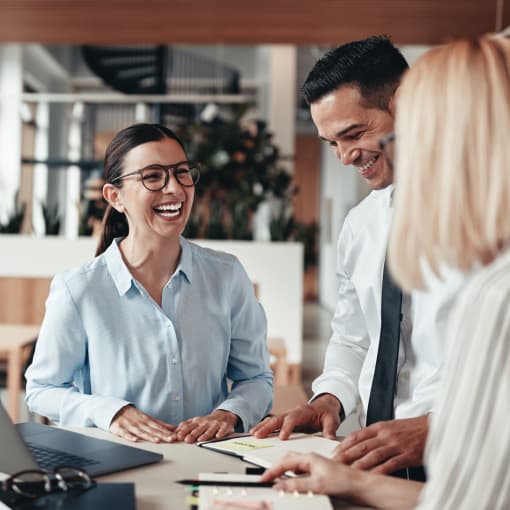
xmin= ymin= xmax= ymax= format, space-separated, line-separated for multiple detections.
xmin=96 ymin=123 xmax=186 ymax=256
xmin=302 ymin=35 xmax=409 ymax=110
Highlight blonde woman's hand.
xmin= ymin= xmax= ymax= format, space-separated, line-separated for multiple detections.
xmin=109 ymin=405 xmax=176 ymax=443
xmin=260 ymin=452 xmax=357 ymax=496
xmin=173 ymin=410 xmax=239 ymax=443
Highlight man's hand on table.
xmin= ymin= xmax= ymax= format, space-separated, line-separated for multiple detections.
xmin=250 ymin=393 xmax=342 ymax=440
xmin=333 ymin=415 xmax=429 ymax=474
xmin=109 ymin=405 xmax=176 ymax=443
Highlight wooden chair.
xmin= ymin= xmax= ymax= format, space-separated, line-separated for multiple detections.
xmin=0 ymin=324 xmax=39 ymax=422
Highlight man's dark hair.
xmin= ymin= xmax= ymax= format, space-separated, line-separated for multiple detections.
xmin=302 ymin=35 xmax=409 ymax=110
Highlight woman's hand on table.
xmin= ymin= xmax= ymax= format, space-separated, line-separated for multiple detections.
xmin=173 ymin=410 xmax=239 ymax=443
xmin=260 ymin=451 xmax=357 ymax=496
xmin=110 ymin=405 xmax=176 ymax=443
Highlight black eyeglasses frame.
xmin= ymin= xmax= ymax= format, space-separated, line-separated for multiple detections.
xmin=378 ymin=133 xmax=396 ymax=170
xmin=1 ymin=466 xmax=95 ymax=500
xmin=110 ymin=160 xmax=201 ymax=191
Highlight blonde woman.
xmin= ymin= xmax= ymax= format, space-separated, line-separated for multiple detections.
xmin=262 ymin=35 xmax=510 ymax=509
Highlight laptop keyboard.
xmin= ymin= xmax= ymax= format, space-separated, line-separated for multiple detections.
xmin=26 ymin=442 xmax=99 ymax=470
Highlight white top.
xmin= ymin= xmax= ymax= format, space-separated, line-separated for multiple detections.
xmin=313 ymin=185 xmax=465 ymax=423
xmin=417 ymin=250 xmax=510 ymax=509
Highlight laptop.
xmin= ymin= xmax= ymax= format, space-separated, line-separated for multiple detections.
xmin=0 ymin=403 xmax=163 ymax=476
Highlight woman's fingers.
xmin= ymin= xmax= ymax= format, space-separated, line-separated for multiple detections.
xmin=110 ymin=405 xmax=176 ymax=442
xmin=260 ymin=452 xmax=312 ymax=482
xmin=174 ymin=412 xmax=236 ymax=443
xmin=111 ymin=407 xmax=237 ymax=444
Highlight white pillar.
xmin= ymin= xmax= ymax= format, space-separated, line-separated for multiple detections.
xmin=0 ymin=45 xmax=23 ymax=224
xmin=254 ymin=45 xmax=297 ymax=241
xmin=268 ymin=45 xmax=297 ymax=173
xmin=63 ymin=102 xmax=84 ymax=239
xmin=32 ymin=102 xmax=49 ymax=236
xmin=135 ymin=102 xmax=150 ymax=122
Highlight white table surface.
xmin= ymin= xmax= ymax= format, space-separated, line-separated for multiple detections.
xmin=74 ymin=427 xmax=373 ymax=510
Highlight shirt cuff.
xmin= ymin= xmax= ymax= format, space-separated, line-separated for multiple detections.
xmin=92 ymin=397 xmax=133 ymax=431
xmin=216 ymin=396 xmax=270 ymax=433
xmin=311 ymin=379 xmax=358 ymax=418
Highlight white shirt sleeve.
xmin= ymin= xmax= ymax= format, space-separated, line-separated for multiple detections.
xmin=25 ymin=274 xmax=130 ymax=430
xmin=312 ymin=213 xmax=371 ymax=417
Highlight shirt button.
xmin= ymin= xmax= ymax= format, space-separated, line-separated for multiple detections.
xmin=175 ymin=395 xmax=181 ymax=401
xmin=171 ymin=357 xmax=178 ymax=364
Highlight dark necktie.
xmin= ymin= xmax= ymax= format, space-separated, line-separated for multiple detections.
xmin=366 ymin=260 xmax=402 ymax=425
xmin=365 ymin=262 xmax=427 ymax=482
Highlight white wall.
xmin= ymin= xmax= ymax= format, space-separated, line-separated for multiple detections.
xmin=178 ymin=45 xmax=258 ymax=81
xmin=267 ymin=45 xmax=297 ymax=169
xmin=318 ymin=144 xmax=368 ymax=312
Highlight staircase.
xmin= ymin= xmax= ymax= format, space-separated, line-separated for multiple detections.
xmin=82 ymin=45 xmax=169 ymax=95
xmin=81 ymin=45 xmax=241 ymax=121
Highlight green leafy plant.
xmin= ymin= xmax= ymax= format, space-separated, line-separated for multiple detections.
xmin=177 ymin=105 xmax=298 ymax=241
xmin=41 ymin=203 xmax=61 ymax=235
xmin=0 ymin=200 xmax=26 ymax=234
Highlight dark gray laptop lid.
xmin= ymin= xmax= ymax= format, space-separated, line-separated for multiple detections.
xmin=0 ymin=403 xmax=163 ymax=476
xmin=0 ymin=403 xmax=39 ymax=474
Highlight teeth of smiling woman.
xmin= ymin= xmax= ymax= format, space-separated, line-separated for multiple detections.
xmin=154 ymin=203 xmax=182 ymax=216
xmin=359 ymin=156 xmax=378 ymax=172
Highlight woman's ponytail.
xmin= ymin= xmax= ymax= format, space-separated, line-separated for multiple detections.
xmin=95 ymin=205 xmax=129 ymax=256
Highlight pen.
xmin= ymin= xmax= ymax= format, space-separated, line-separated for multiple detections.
xmin=176 ymin=479 xmax=274 ymax=487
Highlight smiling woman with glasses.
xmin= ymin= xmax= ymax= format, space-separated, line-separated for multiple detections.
xmin=25 ymin=123 xmax=273 ymax=446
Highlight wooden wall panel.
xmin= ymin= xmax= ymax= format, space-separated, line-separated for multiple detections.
xmin=0 ymin=277 xmax=51 ymax=325
xmin=293 ymin=135 xmax=321 ymax=225
xmin=293 ymin=135 xmax=321 ymax=301
xmin=503 ymin=0 xmax=510 ymax=30
xmin=0 ymin=0 xmax=503 ymax=45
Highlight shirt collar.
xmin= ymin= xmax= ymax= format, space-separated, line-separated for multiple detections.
xmin=104 ymin=236 xmax=193 ymax=295
xmin=104 ymin=238 xmax=134 ymax=296
xmin=177 ymin=236 xmax=193 ymax=284
xmin=370 ymin=183 xmax=395 ymax=208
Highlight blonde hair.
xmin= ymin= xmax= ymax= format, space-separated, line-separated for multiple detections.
xmin=389 ymin=35 xmax=510 ymax=290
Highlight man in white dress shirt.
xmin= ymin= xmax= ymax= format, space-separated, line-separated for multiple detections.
xmin=251 ymin=36 xmax=461 ymax=480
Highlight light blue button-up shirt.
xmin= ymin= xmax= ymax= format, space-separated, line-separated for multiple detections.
xmin=25 ymin=237 xmax=273 ymax=432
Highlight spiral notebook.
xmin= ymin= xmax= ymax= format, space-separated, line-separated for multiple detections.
xmin=196 ymin=474 xmax=333 ymax=510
